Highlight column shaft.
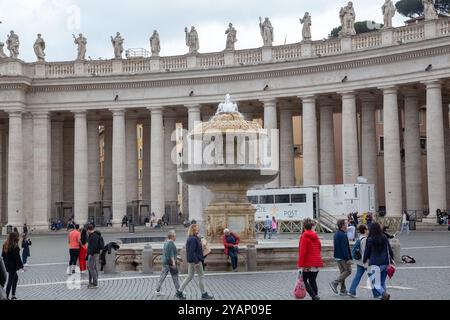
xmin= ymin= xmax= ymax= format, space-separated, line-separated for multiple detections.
xmin=150 ymin=108 xmax=165 ymax=219
xmin=320 ymin=106 xmax=336 ymax=185
xmin=125 ymin=118 xmax=138 ymax=203
xmin=279 ymin=107 xmax=295 ymax=186
xmin=73 ymin=111 xmax=88 ymax=224
xmin=164 ymin=117 xmax=178 ymax=203
xmin=103 ymin=120 xmax=112 ymax=201
xmin=262 ymin=99 xmax=279 ymax=187
xmin=302 ymin=96 xmax=319 ymax=185
xmin=112 ymin=110 xmax=127 ymax=225
xmin=87 ymin=120 xmax=100 ymax=203
xmin=51 ymin=120 xmax=64 ymax=220
xmin=341 ymin=92 xmax=359 ymax=184
xmin=142 ymin=122 xmax=151 ymax=201
xmin=7 ymin=111 xmax=23 ymax=227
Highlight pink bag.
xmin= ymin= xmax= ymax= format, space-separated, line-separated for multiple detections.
xmin=294 ymin=275 xmax=307 ymax=299
xmin=387 ymin=265 xmax=396 ymax=279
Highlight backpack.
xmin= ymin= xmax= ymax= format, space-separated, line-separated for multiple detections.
xmin=293 ymin=272 xmax=306 ymax=299
xmin=352 ymin=237 xmax=365 ymax=260
xmin=98 ymin=235 xmax=105 ymax=251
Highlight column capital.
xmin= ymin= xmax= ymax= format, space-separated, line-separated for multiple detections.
xmin=379 ymin=86 xmax=398 ymax=94
xmin=7 ymin=108 xmax=24 ymax=117
xmin=422 ymin=80 xmax=442 ymax=89
xmin=259 ymin=98 xmax=277 ymax=107
xmin=338 ymin=91 xmax=356 ymax=99
xmin=298 ymin=95 xmax=316 ymax=104
xmin=31 ymin=111 xmax=50 ymax=120
xmin=148 ymin=107 xmax=163 ymax=115
xmin=72 ymin=110 xmax=87 ymax=118
xmin=185 ymin=104 xmax=201 ymax=112
xmin=109 ymin=108 xmax=126 ymax=116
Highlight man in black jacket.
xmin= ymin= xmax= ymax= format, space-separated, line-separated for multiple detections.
xmin=87 ymin=224 xmax=104 ymax=289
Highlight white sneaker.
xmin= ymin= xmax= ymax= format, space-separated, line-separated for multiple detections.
xmin=155 ymin=290 xmax=162 ymax=296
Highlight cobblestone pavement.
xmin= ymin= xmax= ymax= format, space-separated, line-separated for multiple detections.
xmin=2 ymin=230 xmax=449 ymax=300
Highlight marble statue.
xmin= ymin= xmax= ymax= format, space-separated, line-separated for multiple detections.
xmin=259 ymin=17 xmax=274 ymax=47
xmin=150 ymin=30 xmax=161 ymax=57
xmin=299 ymin=12 xmax=312 ymax=41
xmin=225 ymin=23 xmax=237 ymax=51
xmin=6 ymin=30 xmax=19 ymax=59
xmin=423 ymin=0 xmax=438 ymax=20
xmin=73 ymin=33 xmax=87 ymax=61
xmin=111 ymin=32 xmax=124 ymax=59
xmin=339 ymin=2 xmax=356 ymax=36
xmin=185 ymin=26 xmax=199 ymax=54
xmin=215 ymin=94 xmax=239 ymax=115
xmin=382 ymin=0 xmax=396 ymax=28
xmin=0 ymin=42 xmax=7 ymax=59
xmin=33 ymin=34 xmax=46 ymax=62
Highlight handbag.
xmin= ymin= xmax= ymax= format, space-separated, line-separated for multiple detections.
xmin=387 ymin=243 xmax=396 ymax=279
xmin=293 ymin=271 xmax=306 ymax=299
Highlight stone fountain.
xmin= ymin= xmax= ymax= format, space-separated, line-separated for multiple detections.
xmin=180 ymin=94 xmax=278 ymax=244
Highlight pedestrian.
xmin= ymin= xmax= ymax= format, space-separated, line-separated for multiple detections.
xmin=121 ymin=215 xmax=128 ymax=228
xmin=348 ymin=224 xmax=368 ymax=298
xmin=347 ymin=220 xmax=356 ymax=241
xmin=21 ymin=234 xmax=32 ymax=266
xmin=271 ymin=216 xmax=278 ymax=239
xmin=68 ymin=224 xmax=81 ymax=274
xmin=352 ymin=212 xmax=359 ymax=226
xmin=155 ymin=230 xmax=181 ymax=296
xmin=1 ymin=232 xmax=23 ymax=300
xmin=366 ymin=213 xmax=373 ymax=229
xmin=79 ymin=227 xmax=88 ymax=274
xmin=264 ymin=215 xmax=272 ymax=239
xmin=400 ymin=211 xmax=410 ymax=235
xmin=222 ymin=229 xmax=240 ymax=272
xmin=22 ymin=224 xmax=28 ymax=237
xmin=330 ymin=219 xmax=352 ymax=296
xmin=176 ymin=224 xmax=214 ymax=300
xmin=86 ymin=224 xmax=104 ymax=289
xmin=297 ymin=218 xmax=323 ymax=300
xmin=362 ymin=212 xmax=367 ymax=225
xmin=364 ymin=222 xmax=394 ymax=300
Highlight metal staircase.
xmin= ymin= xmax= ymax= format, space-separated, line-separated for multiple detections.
xmin=317 ymin=209 xmax=338 ymax=233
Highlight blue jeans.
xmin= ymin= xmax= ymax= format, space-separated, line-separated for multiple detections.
xmin=349 ymin=265 xmax=366 ymax=295
xmin=368 ymin=265 xmax=388 ymax=298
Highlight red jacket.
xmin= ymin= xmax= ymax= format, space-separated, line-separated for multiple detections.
xmin=223 ymin=232 xmax=240 ymax=255
xmin=297 ymin=230 xmax=323 ymax=268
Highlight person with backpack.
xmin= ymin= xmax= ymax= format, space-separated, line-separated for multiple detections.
xmin=264 ymin=215 xmax=272 ymax=239
xmin=1 ymin=232 xmax=23 ymax=300
xmin=348 ymin=224 xmax=368 ymax=298
xmin=79 ymin=228 xmax=88 ymax=274
xmin=330 ymin=219 xmax=352 ymax=296
xmin=86 ymin=224 xmax=104 ymax=289
xmin=400 ymin=211 xmax=410 ymax=235
xmin=68 ymin=224 xmax=81 ymax=274
xmin=363 ymin=222 xmax=394 ymax=300
xmin=297 ymin=218 xmax=323 ymax=300
xmin=21 ymin=234 xmax=32 ymax=266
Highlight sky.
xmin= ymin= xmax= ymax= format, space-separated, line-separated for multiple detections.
xmin=0 ymin=0 xmax=408 ymax=62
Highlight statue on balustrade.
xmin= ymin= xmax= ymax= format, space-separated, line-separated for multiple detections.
xmin=339 ymin=2 xmax=356 ymax=36
xmin=33 ymin=34 xmax=46 ymax=62
xmin=73 ymin=33 xmax=87 ymax=61
xmin=382 ymin=0 xmax=396 ymax=28
xmin=6 ymin=30 xmax=19 ymax=59
xmin=225 ymin=23 xmax=237 ymax=51
xmin=111 ymin=32 xmax=124 ymax=59
xmin=300 ymin=12 xmax=312 ymax=41
xmin=0 ymin=43 xmax=7 ymax=59
xmin=423 ymin=0 xmax=438 ymax=20
xmin=150 ymin=30 xmax=161 ymax=57
xmin=185 ymin=26 xmax=199 ymax=54
xmin=259 ymin=17 xmax=274 ymax=47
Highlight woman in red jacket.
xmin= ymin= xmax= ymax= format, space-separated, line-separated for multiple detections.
xmin=297 ymin=218 xmax=323 ymax=300
xmin=223 ymin=229 xmax=240 ymax=272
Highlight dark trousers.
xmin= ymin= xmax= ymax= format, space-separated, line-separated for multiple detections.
xmin=69 ymin=249 xmax=80 ymax=266
xmin=6 ymin=271 xmax=18 ymax=297
xmin=264 ymin=227 xmax=272 ymax=239
xmin=302 ymin=271 xmax=319 ymax=298
xmin=228 ymin=249 xmax=238 ymax=270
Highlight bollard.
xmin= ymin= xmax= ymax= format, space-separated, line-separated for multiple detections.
xmin=141 ymin=245 xmax=153 ymax=274
xmin=389 ymin=238 xmax=402 ymax=264
xmin=246 ymin=245 xmax=257 ymax=272
xmin=103 ymin=249 xmax=117 ymax=274
xmin=179 ymin=246 xmax=188 ymax=274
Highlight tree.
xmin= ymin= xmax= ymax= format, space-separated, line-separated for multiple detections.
xmin=395 ymin=0 xmax=450 ymax=18
xmin=328 ymin=21 xmax=384 ymax=38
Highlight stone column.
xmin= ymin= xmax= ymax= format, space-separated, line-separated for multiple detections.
xmin=187 ymin=105 xmax=203 ymax=224
xmin=403 ymin=90 xmax=423 ymax=212
xmin=22 ymin=114 xmax=34 ymax=225
xmin=445 ymin=104 xmax=450 ymax=211
xmin=103 ymin=120 xmax=112 ymax=202
xmin=279 ymin=104 xmax=295 ymax=186
xmin=261 ymin=99 xmax=279 ymax=187
xmin=319 ymin=104 xmax=336 ymax=185
xmin=111 ymin=109 xmax=127 ymax=225
xmin=51 ymin=119 xmax=64 ymax=220
xmin=341 ymin=92 xmax=359 ymax=184
xmin=142 ymin=121 xmax=151 ymax=201
xmin=301 ymin=96 xmax=319 ymax=185
xmin=164 ymin=116 xmax=178 ymax=204
xmin=125 ymin=117 xmax=138 ymax=203
xmin=424 ymin=81 xmax=447 ymax=217
xmin=32 ymin=112 xmax=52 ymax=229
xmin=360 ymin=95 xmax=379 ymax=208
xmin=7 ymin=110 xmax=24 ymax=227
xmin=73 ymin=111 xmax=88 ymax=225
xmin=382 ymin=87 xmax=403 ymax=220
xmin=0 ymin=125 xmax=4 ymax=226
xmin=150 ymin=108 xmax=165 ymax=219
xmin=87 ymin=119 xmax=100 ymax=204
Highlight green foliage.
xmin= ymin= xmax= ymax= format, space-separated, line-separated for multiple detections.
xmin=328 ymin=21 xmax=384 ymax=38
xmin=395 ymin=0 xmax=450 ymax=18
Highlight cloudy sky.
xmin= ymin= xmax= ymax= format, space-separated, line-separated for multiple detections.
xmin=0 ymin=0 xmax=408 ymax=62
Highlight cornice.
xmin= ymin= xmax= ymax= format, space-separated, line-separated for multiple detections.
xmin=24 ymin=44 xmax=450 ymax=93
